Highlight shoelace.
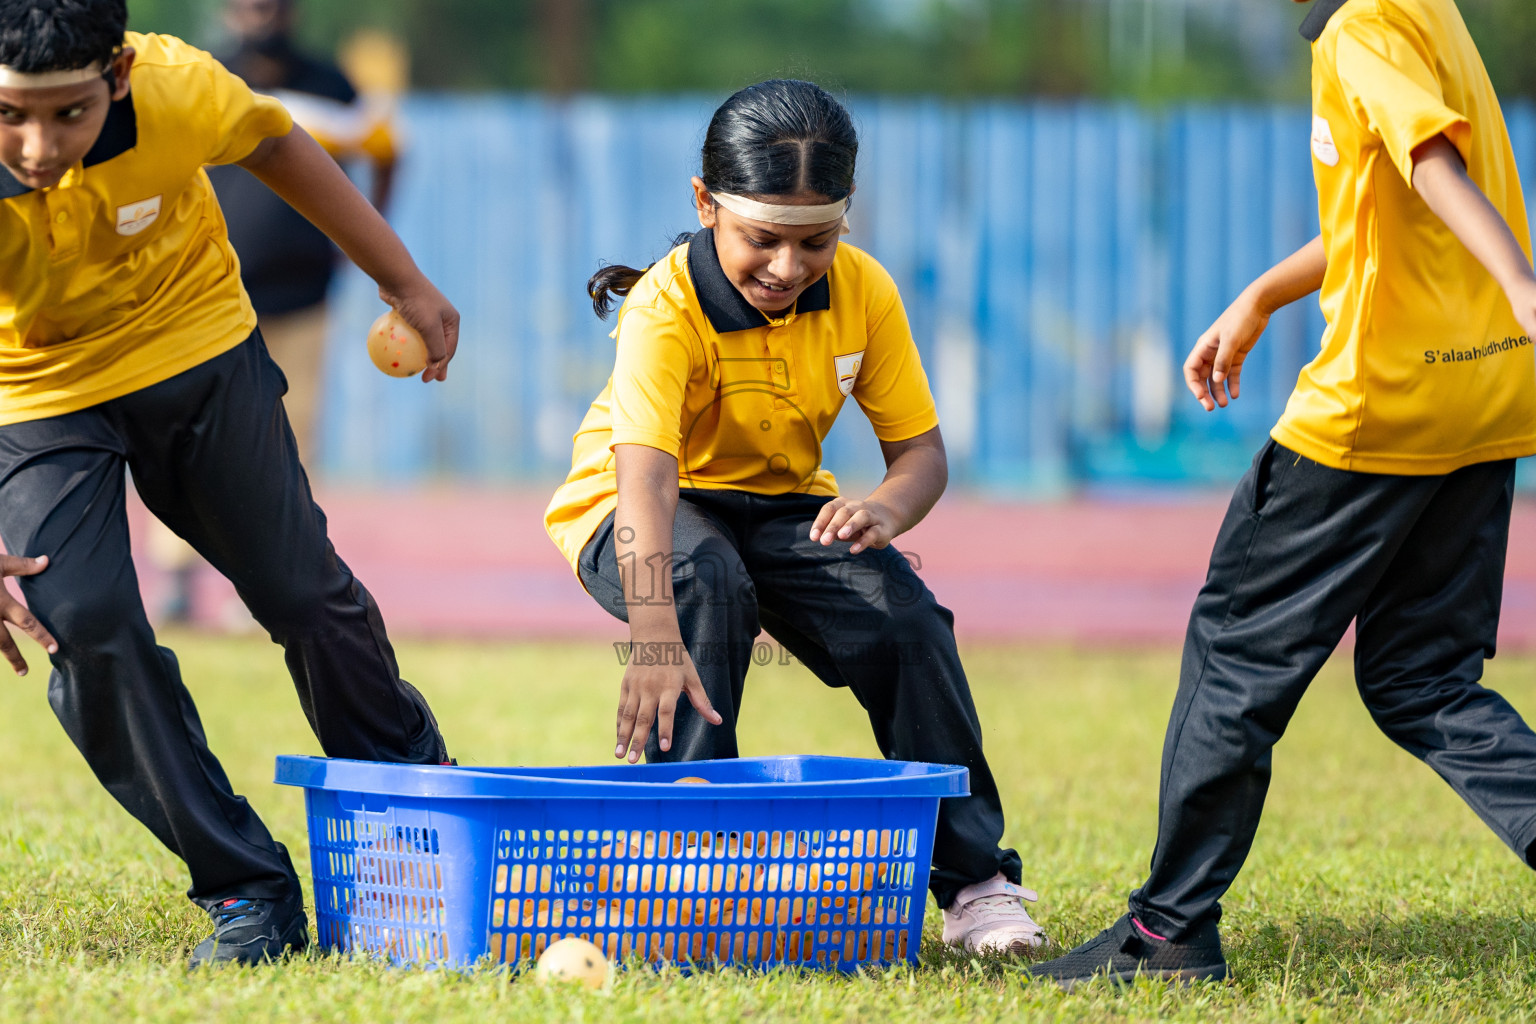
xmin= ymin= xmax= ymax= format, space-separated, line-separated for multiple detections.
xmin=957 ymin=883 xmax=1041 ymax=928
xmin=212 ymin=898 xmax=257 ymax=925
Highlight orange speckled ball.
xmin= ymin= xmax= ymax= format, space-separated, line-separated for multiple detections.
xmin=534 ymin=937 xmax=610 ymax=989
xmin=367 ymin=310 xmax=430 ymax=377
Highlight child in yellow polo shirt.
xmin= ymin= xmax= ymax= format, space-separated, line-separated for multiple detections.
xmin=0 ymin=0 xmax=457 ymax=967
xmin=1034 ymin=0 xmax=1536 ymax=988
xmin=546 ymin=79 xmax=1047 ymax=956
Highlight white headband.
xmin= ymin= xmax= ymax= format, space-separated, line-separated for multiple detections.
xmin=711 ymin=192 xmax=851 ymax=235
xmin=0 ymin=63 xmax=105 ymax=89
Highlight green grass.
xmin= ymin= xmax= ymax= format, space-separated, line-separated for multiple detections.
xmin=0 ymin=635 xmax=1532 ymax=1022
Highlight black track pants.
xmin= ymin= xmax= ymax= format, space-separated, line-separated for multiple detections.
xmin=1129 ymin=441 xmax=1536 ymax=938
xmin=0 ymin=334 xmax=447 ymax=908
xmin=579 ymin=488 xmax=1023 ymax=908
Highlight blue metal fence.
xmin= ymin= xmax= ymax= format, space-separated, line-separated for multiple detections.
xmin=315 ymin=96 xmax=1536 ymax=490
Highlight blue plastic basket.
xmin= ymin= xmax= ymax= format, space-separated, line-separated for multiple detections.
xmin=273 ymin=755 xmax=968 ymax=971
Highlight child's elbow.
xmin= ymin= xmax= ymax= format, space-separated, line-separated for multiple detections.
xmin=1410 ymin=134 xmax=1467 ymax=193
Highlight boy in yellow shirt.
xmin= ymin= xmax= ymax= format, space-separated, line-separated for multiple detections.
xmin=1034 ymin=0 xmax=1536 ymax=987
xmin=0 ymin=0 xmax=458 ymax=966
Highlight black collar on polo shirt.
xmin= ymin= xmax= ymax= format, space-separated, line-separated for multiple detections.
xmin=0 ymin=90 xmax=137 ymax=201
xmin=1300 ymin=0 xmax=1352 ymax=41
xmin=686 ymin=227 xmax=832 ymax=334
xmin=0 ymin=164 xmax=28 ymax=200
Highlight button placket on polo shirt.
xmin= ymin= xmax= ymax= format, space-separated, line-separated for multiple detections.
xmin=42 ymin=168 xmax=86 ymax=266
xmin=763 ymin=314 xmax=799 ymax=405
xmin=759 ymin=316 xmax=822 ymax=485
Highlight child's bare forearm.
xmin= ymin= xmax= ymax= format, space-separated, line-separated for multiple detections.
xmin=237 ymin=126 xmax=422 ymax=293
xmin=867 ymin=430 xmax=948 ymax=536
xmin=1245 ymin=236 xmax=1327 ymax=314
xmin=613 ymin=444 xmax=683 ymax=640
xmin=1412 ymin=135 xmax=1536 ymax=296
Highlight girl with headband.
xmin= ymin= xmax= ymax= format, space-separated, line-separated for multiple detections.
xmin=544 ymin=79 xmax=1046 ymax=954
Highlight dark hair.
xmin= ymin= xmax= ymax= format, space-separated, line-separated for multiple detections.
xmin=0 ymin=0 xmax=127 ymax=75
xmin=588 ymin=79 xmax=858 ymax=319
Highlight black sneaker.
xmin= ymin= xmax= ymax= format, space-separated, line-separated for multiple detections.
xmin=1029 ymin=913 xmax=1227 ymax=990
xmin=188 ymin=887 xmax=309 ymax=968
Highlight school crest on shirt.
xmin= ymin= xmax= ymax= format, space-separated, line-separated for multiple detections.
xmin=1310 ymin=116 xmax=1340 ymax=167
xmin=835 ymin=351 xmax=864 ymax=396
xmin=115 ymin=195 xmax=162 ymax=236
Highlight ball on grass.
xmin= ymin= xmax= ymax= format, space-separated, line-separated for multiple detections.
xmin=534 ymin=936 xmax=610 ymax=990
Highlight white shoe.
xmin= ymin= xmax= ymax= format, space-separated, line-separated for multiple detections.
xmin=941 ymin=873 xmax=1048 ymax=953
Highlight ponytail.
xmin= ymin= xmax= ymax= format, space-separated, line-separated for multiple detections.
xmin=587 ymin=232 xmax=696 ymax=319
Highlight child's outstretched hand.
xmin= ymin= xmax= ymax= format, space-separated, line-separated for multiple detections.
xmin=809 ymin=497 xmax=899 ymax=555
xmin=1185 ymin=292 xmax=1271 ymax=411
xmin=0 ymin=554 xmax=57 ymax=676
xmin=378 ymin=276 xmax=460 ymax=383
xmin=614 ymin=643 xmax=722 ymax=763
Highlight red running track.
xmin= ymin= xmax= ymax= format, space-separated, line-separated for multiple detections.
xmin=125 ymin=488 xmax=1536 ymax=649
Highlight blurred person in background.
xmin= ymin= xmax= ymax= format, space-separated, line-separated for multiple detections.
xmin=153 ymin=0 xmax=405 ymax=623
xmin=213 ymin=0 xmax=402 ymax=462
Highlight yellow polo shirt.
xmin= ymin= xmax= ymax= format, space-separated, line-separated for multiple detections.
xmin=545 ymin=232 xmax=939 ymax=572
xmin=1273 ymin=0 xmax=1536 ymax=473
xmin=0 ymin=32 xmax=294 ymax=424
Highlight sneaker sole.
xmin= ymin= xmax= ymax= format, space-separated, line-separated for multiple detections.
xmin=1003 ymin=935 xmax=1050 ymax=955
xmin=1055 ymin=963 xmax=1227 ymax=993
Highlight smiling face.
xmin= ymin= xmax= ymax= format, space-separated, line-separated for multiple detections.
xmin=691 ymin=176 xmax=843 ymax=315
xmin=0 ymin=50 xmax=134 ymax=190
